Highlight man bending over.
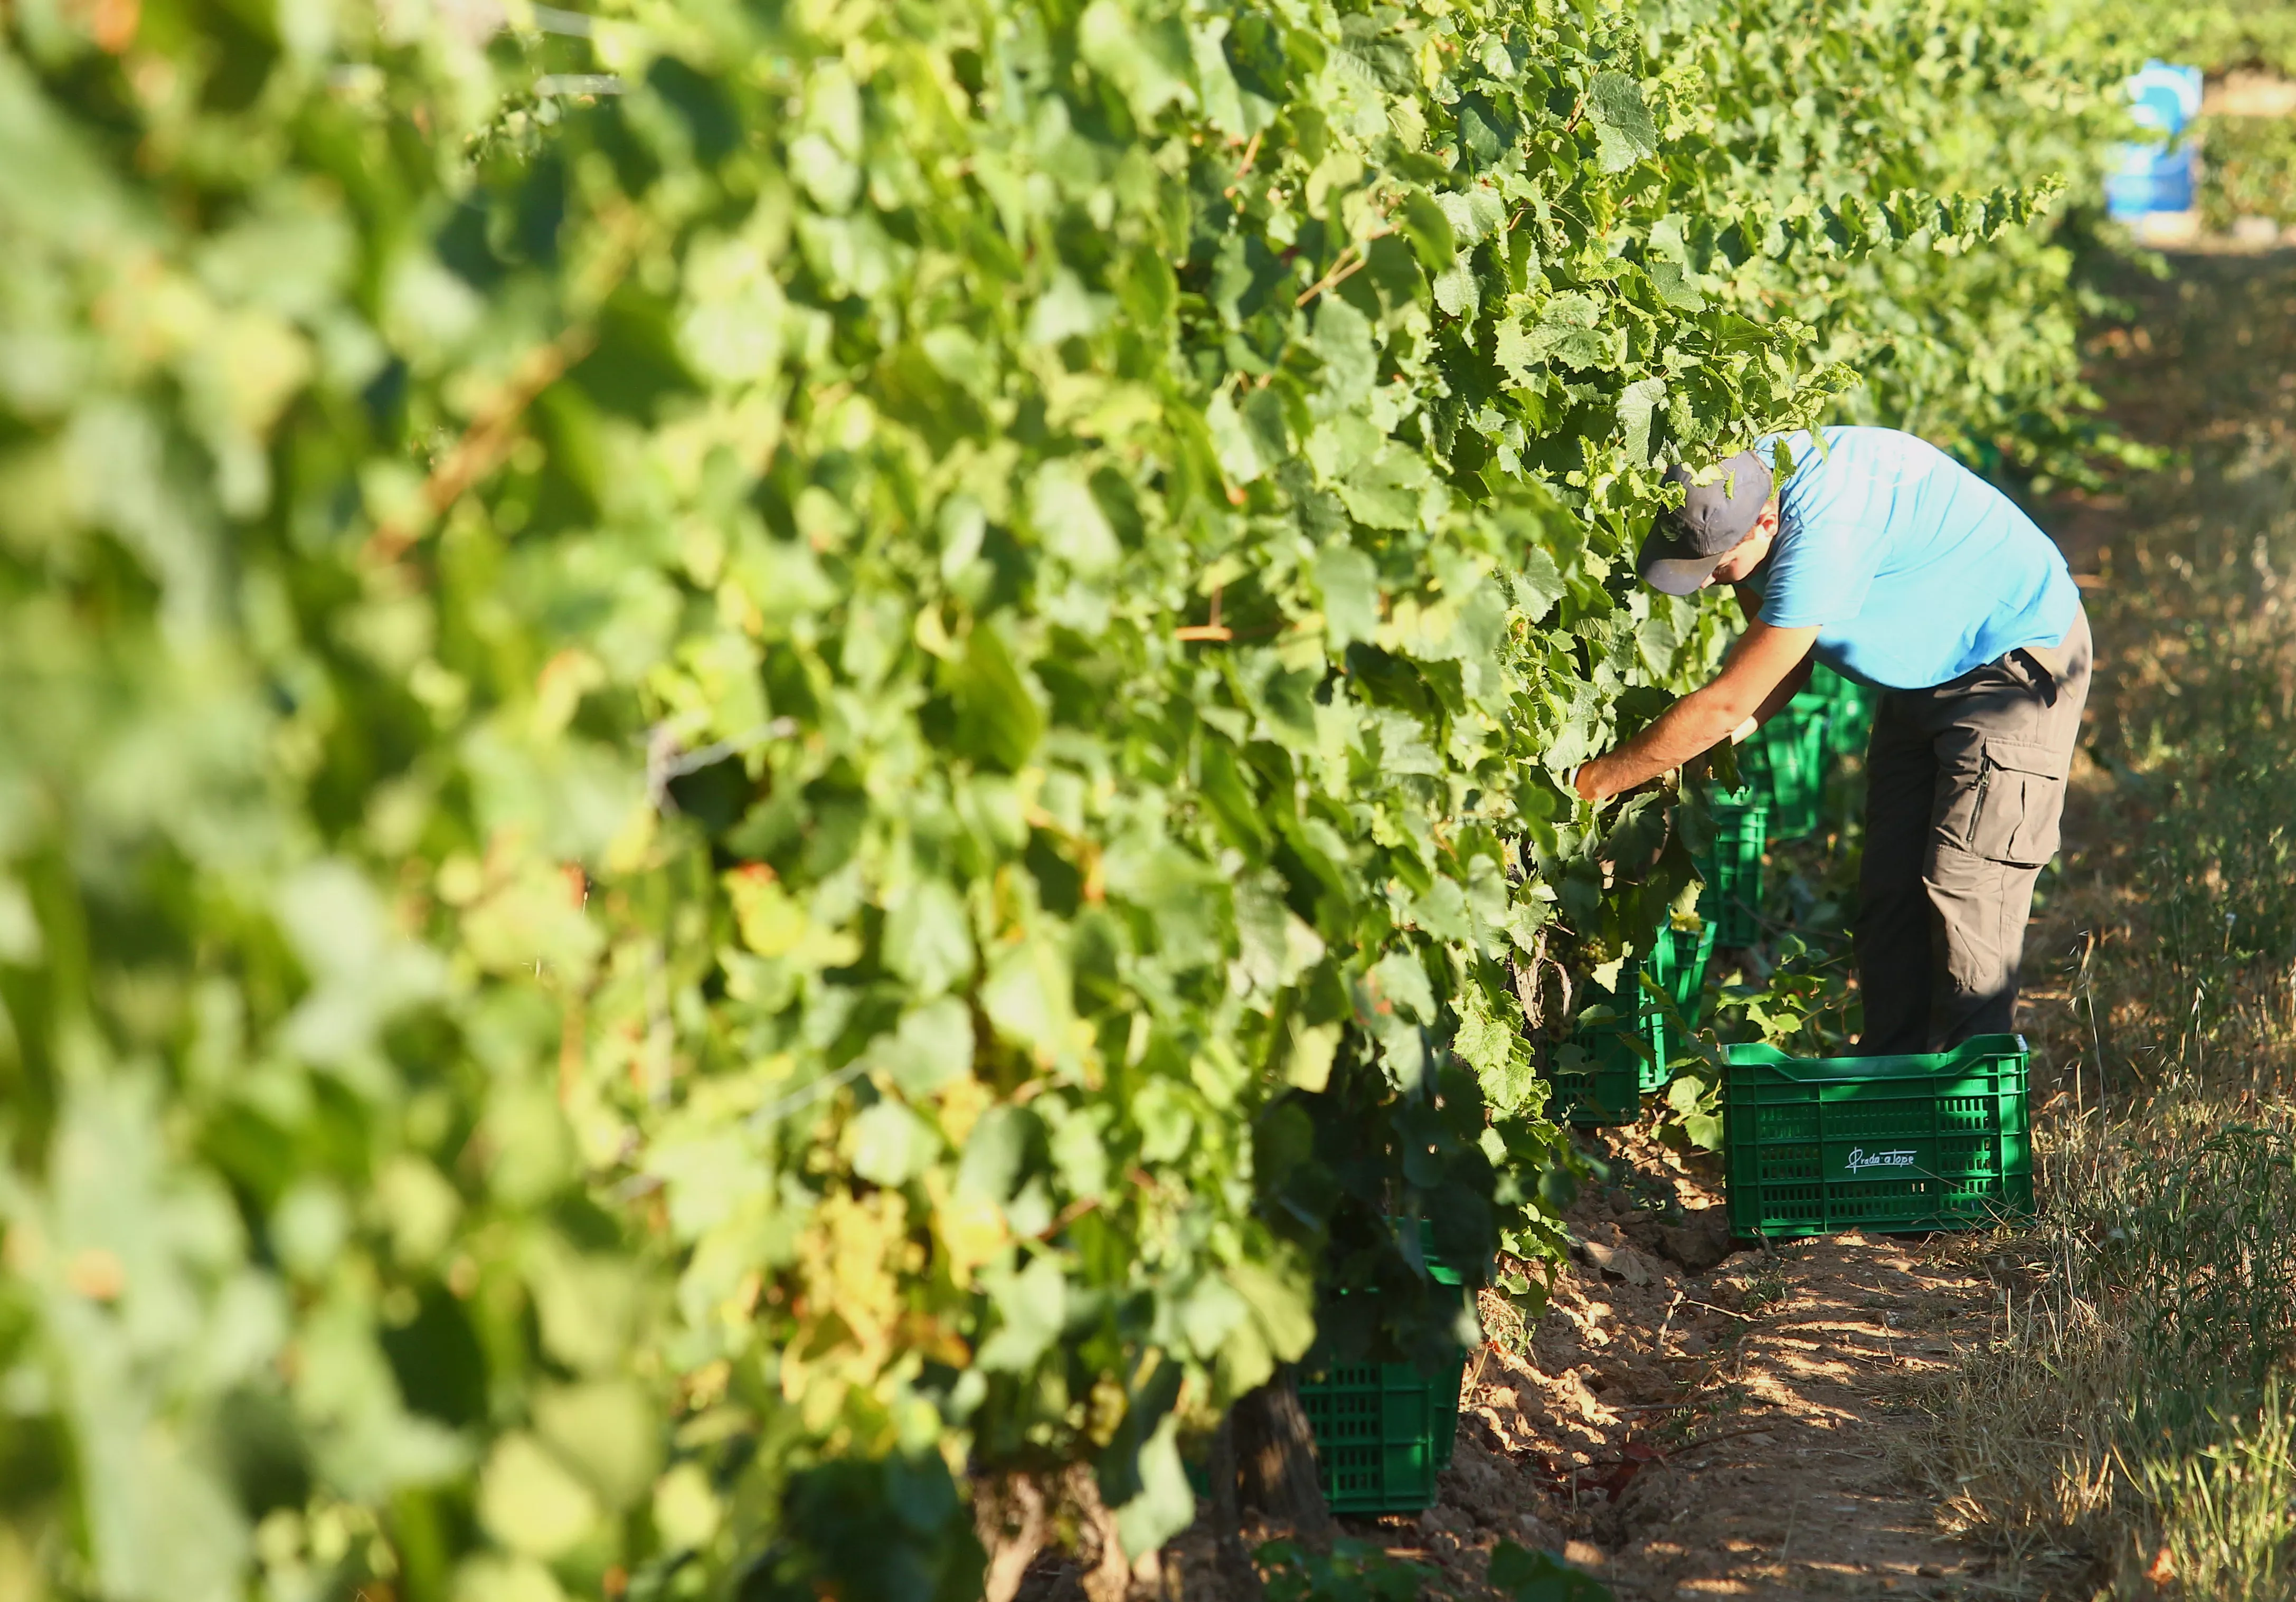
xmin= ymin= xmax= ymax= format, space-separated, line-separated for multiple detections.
xmin=1572 ymin=428 xmax=2089 ymax=1054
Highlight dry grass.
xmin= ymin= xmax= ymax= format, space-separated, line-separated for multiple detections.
xmin=1903 ymin=251 xmax=2296 ymax=1601
xmin=1915 ymin=1111 xmax=2296 ymax=1598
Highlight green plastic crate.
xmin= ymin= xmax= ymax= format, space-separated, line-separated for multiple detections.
xmin=1553 ymin=916 xmax=1721 ymax=1116
xmin=1296 ymin=1358 xmax=1467 ymax=1512
xmin=1653 ymin=918 xmax=1718 ymax=1030
xmin=1552 ymin=951 xmax=1664 ymax=1124
xmin=1296 ymin=1227 xmax=1469 ymax=1512
xmin=1548 ymin=1023 xmax=1643 ymax=1126
xmin=1811 ymin=665 xmax=1882 ymax=761
xmin=1552 ymin=912 xmax=1727 ymax=1121
xmin=1741 ymin=696 xmax=1830 ymax=840
xmin=1632 ymin=923 xmax=1715 ymax=1093
xmin=1721 ymin=1034 xmax=2034 ymax=1239
xmin=1696 ymin=790 xmax=1768 ymax=947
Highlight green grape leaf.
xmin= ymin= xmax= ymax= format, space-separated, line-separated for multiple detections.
xmin=1586 ymin=72 xmax=1658 ymax=172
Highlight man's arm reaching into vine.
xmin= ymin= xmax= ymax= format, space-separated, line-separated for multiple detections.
xmin=1573 ymin=621 xmax=1820 ymax=802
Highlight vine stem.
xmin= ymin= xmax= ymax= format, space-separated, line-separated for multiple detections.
xmin=362 ymin=325 xmax=595 ymax=566
xmin=1295 ymin=222 xmax=1394 ymax=308
xmin=1223 ymin=128 xmax=1264 ymax=200
xmin=363 ymin=205 xmax=645 ymax=566
xmin=1176 ymin=583 xmax=1231 ymax=641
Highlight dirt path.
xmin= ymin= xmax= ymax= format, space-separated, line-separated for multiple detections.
xmin=1348 ymin=1132 xmax=2006 ymax=1600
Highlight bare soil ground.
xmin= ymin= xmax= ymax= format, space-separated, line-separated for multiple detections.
xmin=1327 ymin=1129 xmax=2006 ymax=1601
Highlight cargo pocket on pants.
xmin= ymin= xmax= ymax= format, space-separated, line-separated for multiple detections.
xmin=1965 ymin=740 xmax=2067 ymax=867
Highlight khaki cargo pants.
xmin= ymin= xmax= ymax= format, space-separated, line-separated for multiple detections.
xmin=1855 ymin=608 xmax=2092 ymax=1055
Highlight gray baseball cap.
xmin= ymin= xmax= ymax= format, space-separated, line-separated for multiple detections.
xmin=1637 ymin=451 xmax=1775 ymax=595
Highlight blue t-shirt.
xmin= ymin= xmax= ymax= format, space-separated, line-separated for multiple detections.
xmin=1746 ymin=428 xmax=2079 ymax=690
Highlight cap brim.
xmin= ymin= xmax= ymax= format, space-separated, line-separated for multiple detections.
xmin=1637 ymin=527 xmax=1727 ymax=596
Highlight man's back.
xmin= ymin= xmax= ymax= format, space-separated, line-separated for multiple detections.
xmin=1750 ymin=426 xmax=2078 ymax=690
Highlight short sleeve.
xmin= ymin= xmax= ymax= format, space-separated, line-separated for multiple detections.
xmin=1758 ymin=451 xmax=1886 ymax=628
xmin=1758 ymin=516 xmax=1877 ymax=627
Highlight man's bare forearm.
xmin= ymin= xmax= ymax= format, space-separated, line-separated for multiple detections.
xmin=1576 ymin=688 xmax=1745 ymax=799
xmin=1573 ymin=619 xmax=1819 ymax=802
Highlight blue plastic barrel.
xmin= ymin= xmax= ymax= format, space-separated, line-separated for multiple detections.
xmin=2126 ymin=60 xmax=2202 ymax=138
xmin=2105 ymin=61 xmax=2202 ymax=221
xmin=2105 ymin=143 xmax=2197 ymax=219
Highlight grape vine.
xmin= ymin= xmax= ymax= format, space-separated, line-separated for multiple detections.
xmin=0 ymin=0 xmax=2149 ymax=1596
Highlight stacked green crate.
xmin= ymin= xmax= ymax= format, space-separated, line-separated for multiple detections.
xmin=1740 ymin=694 xmax=1830 ymax=840
xmin=1652 ymin=918 xmax=1718 ymax=1025
xmin=1295 ymin=1222 xmax=1473 ymax=1512
xmin=1643 ymin=919 xmax=1717 ymax=1091
xmin=1811 ymin=664 xmax=1882 ymax=760
xmin=1810 ymin=665 xmax=1881 ymax=836
xmin=1697 ymin=789 xmax=1768 ymax=946
xmin=1552 ymin=916 xmax=1718 ymax=1121
xmin=1549 ymin=970 xmax=1652 ymax=1127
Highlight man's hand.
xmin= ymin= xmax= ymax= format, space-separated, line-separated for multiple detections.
xmin=1572 ymin=621 xmax=1819 ymax=802
xmin=1573 ymin=755 xmax=1615 ymax=802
